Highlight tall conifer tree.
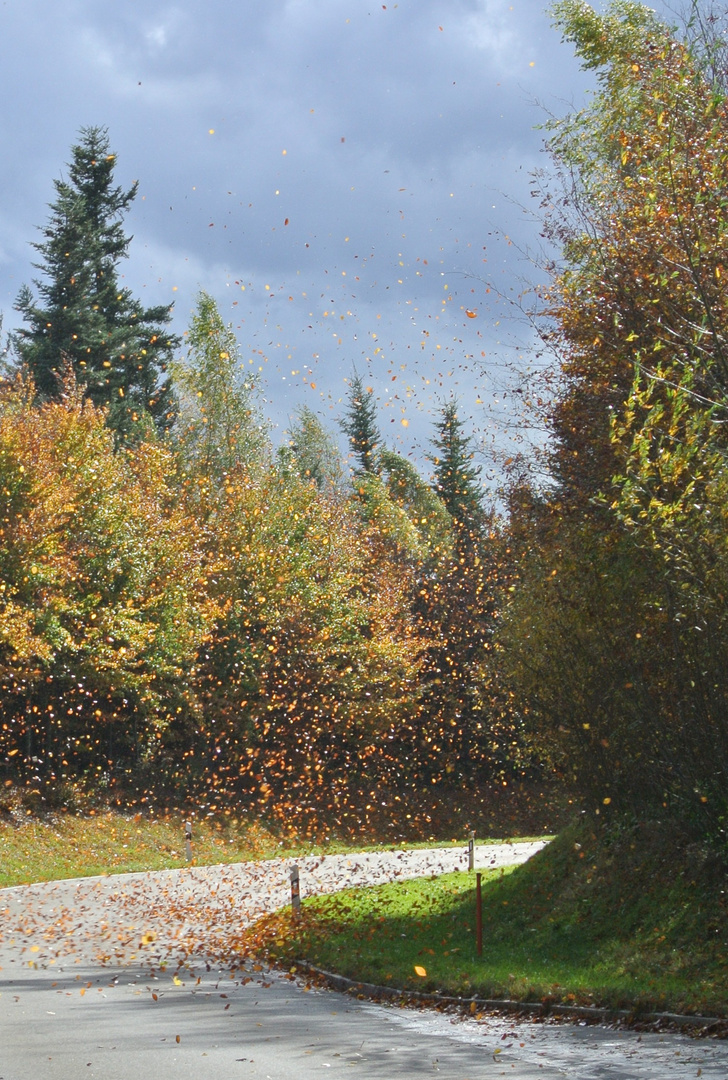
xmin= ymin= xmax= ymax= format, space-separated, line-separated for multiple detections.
xmin=13 ymin=126 xmax=178 ymax=439
xmin=340 ymin=371 xmax=382 ymax=475
xmin=429 ymin=400 xmax=484 ymax=550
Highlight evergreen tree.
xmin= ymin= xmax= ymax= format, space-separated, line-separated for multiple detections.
xmin=13 ymin=126 xmax=178 ymax=439
xmin=428 ymin=401 xmax=484 ymax=550
xmin=339 ymin=371 xmax=382 ymax=475
xmin=398 ymin=401 xmax=511 ymax=787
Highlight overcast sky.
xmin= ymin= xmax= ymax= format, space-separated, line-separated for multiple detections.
xmin=0 ymin=0 xmax=600 ymax=486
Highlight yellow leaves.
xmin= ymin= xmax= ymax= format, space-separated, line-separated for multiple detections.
xmin=413 ymin=964 xmax=427 ymax=977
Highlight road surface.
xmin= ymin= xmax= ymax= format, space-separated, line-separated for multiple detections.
xmin=1 ymin=842 xmax=726 ymax=1079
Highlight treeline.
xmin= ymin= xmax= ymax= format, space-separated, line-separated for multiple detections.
xmin=0 ymin=134 xmax=518 ymax=829
xmin=0 ymin=361 xmax=516 ymax=827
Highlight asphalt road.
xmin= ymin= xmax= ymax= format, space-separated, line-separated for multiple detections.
xmin=1 ymin=842 xmax=727 ymax=1079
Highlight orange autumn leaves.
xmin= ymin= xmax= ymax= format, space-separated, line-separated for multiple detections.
xmin=0 ymin=368 xmax=428 ymax=821
xmin=0 ymin=374 xmax=212 ymax=777
xmin=184 ymin=457 xmax=428 ymax=825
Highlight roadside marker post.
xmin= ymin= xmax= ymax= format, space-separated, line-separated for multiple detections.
xmin=476 ymin=872 xmax=483 ymax=956
xmin=468 ymin=831 xmax=475 ymax=872
xmin=185 ymin=820 xmax=192 ymax=862
xmin=290 ymin=864 xmax=301 ymax=915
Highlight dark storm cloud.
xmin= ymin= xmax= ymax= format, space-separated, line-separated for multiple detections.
xmin=0 ymin=0 xmax=594 ymax=478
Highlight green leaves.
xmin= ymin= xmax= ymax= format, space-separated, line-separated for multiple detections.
xmin=172 ymin=292 xmax=268 ymax=487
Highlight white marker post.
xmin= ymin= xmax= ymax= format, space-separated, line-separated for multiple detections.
xmin=290 ymin=864 xmax=301 ymax=916
xmin=185 ymin=820 xmax=192 ymax=862
xmin=468 ymin=831 xmax=475 ymax=872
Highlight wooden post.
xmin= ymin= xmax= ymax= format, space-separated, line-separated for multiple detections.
xmin=468 ymin=831 xmax=475 ymax=872
xmin=185 ymin=820 xmax=192 ymax=862
xmin=290 ymin=864 xmax=301 ymax=915
xmin=476 ymin=871 xmax=483 ymax=956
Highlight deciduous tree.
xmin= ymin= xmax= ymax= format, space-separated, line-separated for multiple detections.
xmin=0 ymin=373 xmax=212 ymax=798
xmin=502 ymin=0 xmax=728 ymax=842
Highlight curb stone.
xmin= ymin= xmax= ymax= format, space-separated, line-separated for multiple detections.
xmin=292 ymin=960 xmax=728 ymax=1037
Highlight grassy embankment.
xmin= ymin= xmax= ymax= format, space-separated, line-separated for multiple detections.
xmin=248 ymin=820 xmax=728 ymax=1018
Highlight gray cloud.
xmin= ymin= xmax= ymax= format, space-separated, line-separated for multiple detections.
xmin=0 ymin=0 xmax=597 ymax=484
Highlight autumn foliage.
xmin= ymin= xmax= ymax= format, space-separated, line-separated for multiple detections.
xmin=0 ymin=373 xmax=211 ymax=794
xmin=0 ymin=296 xmax=521 ymax=834
xmin=23 ymin=14 xmax=728 ymax=847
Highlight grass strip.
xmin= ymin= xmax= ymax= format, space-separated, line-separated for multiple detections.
xmin=0 ymin=808 xmax=542 ymax=888
xmin=248 ymin=822 xmax=728 ymax=1017
xmin=0 ymin=813 xmax=278 ymax=887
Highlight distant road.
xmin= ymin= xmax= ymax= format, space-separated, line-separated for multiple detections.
xmin=2 ymin=840 xmax=726 ymax=1079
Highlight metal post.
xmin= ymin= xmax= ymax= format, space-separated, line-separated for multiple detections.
xmin=476 ymin=871 xmax=483 ymax=956
xmin=185 ymin=820 xmax=192 ymax=862
xmin=468 ymin=830 xmax=475 ymax=872
xmin=290 ymin=864 xmax=301 ymax=915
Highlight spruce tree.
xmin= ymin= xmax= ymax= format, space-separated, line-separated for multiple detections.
xmin=417 ymin=401 xmax=502 ymax=785
xmin=13 ymin=126 xmax=178 ymax=439
xmin=339 ymin=370 xmax=382 ymax=475
xmin=429 ymin=400 xmax=484 ymax=549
